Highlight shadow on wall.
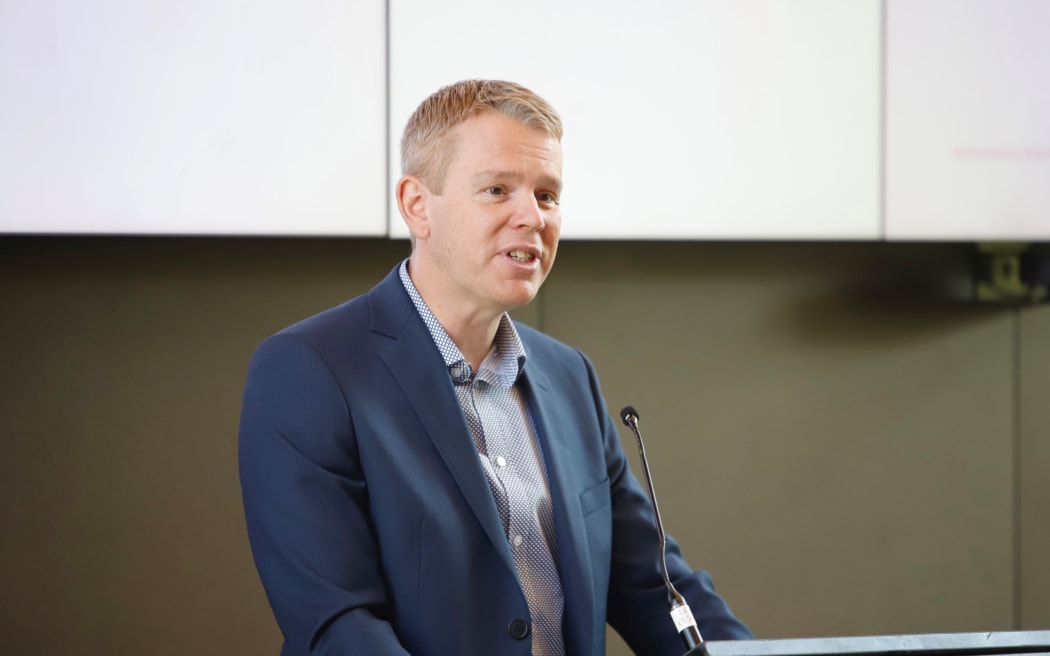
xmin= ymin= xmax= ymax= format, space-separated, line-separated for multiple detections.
xmin=771 ymin=270 xmax=1004 ymax=351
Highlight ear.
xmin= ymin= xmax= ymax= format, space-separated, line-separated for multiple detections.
xmin=396 ymin=175 xmax=432 ymax=240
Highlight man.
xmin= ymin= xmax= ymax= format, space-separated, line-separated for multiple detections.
xmin=239 ymin=79 xmax=750 ymax=656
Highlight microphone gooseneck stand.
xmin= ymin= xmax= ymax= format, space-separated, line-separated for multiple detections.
xmin=620 ymin=405 xmax=707 ymax=656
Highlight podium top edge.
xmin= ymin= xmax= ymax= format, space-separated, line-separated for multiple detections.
xmin=704 ymin=631 xmax=1050 ymax=656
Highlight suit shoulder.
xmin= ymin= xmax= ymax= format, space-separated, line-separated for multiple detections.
xmin=280 ymin=294 xmax=370 ymax=342
xmin=269 ymin=263 xmax=406 ymax=346
xmin=515 ymin=322 xmax=589 ymax=369
xmin=252 ymin=265 xmax=410 ymax=372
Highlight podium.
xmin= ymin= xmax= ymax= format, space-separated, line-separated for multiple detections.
xmin=693 ymin=631 xmax=1050 ymax=656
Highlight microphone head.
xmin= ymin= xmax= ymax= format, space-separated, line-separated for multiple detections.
xmin=620 ymin=405 xmax=639 ymax=426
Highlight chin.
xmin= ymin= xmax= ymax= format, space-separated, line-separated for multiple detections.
xmin=498 ymin=284 xmax=541 ymax=311
xmin=502 ymin=295 xmax=538 ymax=312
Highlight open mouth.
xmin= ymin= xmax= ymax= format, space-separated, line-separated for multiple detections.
xmin=507 ymin=249 xmax=536 ymax=263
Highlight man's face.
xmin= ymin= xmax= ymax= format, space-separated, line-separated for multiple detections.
xmin=416 ymin=111 xmax=563 ymax=319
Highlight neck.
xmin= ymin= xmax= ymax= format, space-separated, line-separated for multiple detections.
xmin=440 ymin=312 xmax=501 ymax=373
xmin=407 ymin=255 xmax=503 ymax=372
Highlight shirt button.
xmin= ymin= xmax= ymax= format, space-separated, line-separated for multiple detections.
xmin=508 ymin=619 xmax=530 ymax=640
xmin=495 ymin=456 xmax=507 ymax=467
xmin=511 ymin=534 xmax=523 ymax=547
xmin=450 ymin=365 xmax=462 ymax=378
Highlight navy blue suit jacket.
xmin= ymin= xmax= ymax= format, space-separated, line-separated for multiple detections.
xmin=239 ymin=265 xmax=751 ymax=655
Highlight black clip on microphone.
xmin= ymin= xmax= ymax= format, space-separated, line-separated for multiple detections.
xmin=620 ymin=405 xmax=707 ymax=656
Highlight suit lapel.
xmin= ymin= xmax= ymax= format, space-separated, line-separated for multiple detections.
xmin=520 ymin=363 xmax=596 ymax=656
xmin=368 ymin=268 xmax=597 ymax=653
xmin=367 ymin=269 xmax=516 ymax=575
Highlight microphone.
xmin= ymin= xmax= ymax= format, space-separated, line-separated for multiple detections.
xmin=620 ymin=405 xmax=707 ymax=655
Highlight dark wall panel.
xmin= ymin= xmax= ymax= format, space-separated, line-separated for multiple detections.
xmin=0 ymin=238 xmax=1042 ymax=655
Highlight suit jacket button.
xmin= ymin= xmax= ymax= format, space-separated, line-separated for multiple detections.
xmin=508 ymin=619 xmax=530 ymax=640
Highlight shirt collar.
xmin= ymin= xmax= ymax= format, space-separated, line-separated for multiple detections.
xmin=399 ymin=259 xmax=527 ymax=387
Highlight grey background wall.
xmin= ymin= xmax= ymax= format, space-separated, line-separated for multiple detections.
xmin=1 ymin=236 xmax=1047 ymax=654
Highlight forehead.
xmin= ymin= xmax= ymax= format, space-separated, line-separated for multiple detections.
xmin=447 ymin=112 xmax=562 ymax=174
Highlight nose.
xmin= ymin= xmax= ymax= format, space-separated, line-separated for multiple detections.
xmin=514 ymin=195 xmax=546 ymax=232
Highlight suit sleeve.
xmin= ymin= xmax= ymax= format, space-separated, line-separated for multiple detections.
xmin=577 ymin=353 xmax=753 ymax=654
xmin=238 ymin=332 xmax=410 ymax=655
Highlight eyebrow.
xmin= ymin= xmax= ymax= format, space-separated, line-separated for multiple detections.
xmin=472 ymin=170 xmax=563 ymax=194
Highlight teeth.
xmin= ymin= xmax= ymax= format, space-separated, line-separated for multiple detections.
xmin=509 ymin=250 xmax=534 ymax=262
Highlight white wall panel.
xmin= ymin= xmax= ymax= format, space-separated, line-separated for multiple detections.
xmin=0 ymin=0 xmax=386 ymax=235
xmin=389 ymin=0 xmax=881 ymax=240
xmin=886 ymin=0 xmax=1050 ymax=241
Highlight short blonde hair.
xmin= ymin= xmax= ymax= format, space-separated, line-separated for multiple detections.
xmin=400 ymin=79 xmax=563 ymax=193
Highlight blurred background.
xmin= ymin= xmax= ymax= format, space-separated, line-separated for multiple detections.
xmin=2 ymin=0 xmax=1048 ymax=653
xmin=1 ymin=237 xmax=1047 ymax=654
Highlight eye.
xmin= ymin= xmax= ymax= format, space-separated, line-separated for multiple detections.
xmin=536 ymin=191 xmax=560 ymax=206
xmin=484 ymin=185 xmax=506 ymax=196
